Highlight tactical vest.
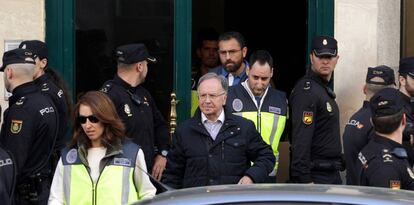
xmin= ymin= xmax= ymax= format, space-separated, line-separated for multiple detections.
xmin=228 ymin=84 xmax=287 ymax=175
xmin=61 ymin=142 xmax=140 ymax=205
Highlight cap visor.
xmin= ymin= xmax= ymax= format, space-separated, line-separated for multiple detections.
xmin=314 ymin=49 xmax=337 ymax=57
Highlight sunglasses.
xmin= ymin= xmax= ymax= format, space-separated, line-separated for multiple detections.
xmin=78 ymin=115 xmax=100 ymax=124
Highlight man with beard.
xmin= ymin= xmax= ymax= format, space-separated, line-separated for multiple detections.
xmin=397 ymin=56 xmax=414 ymax=166
xmin=290 ymin=36 xmax=344 ymax=184
xmin=210 ymin=31 xmax=248 ymax=86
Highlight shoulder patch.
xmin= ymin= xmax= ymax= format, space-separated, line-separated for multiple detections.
xmin=303 ymin=81 xmax=311 ymax=90
xmin=232 ymin=98 xmax=243 ymax=112
xmin=15 ymin=97 xmax=26 ymax=106
xmin=100 ymin=83 xmax=113 ymax=93
xmin=11 ymin=120 xmax=23 ymax=134
xmin=302 ymin=111 xmax=313 ymax=125
xmin=382 ymin=149 xmax=393 ymax=163
xmin=41 ymin=83 xmax=49 ymax=92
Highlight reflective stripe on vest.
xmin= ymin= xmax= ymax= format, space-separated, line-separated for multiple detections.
xmin=235 ymin=111 xmax=286 ymax=171
xmin=63 ymin=163 xmax=137 ymax=205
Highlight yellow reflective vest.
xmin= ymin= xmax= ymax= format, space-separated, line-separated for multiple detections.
xmin=227 ymin=82 xmax=288 ymax=175
xmin=61 ymin=142 xmax=139 ymax=205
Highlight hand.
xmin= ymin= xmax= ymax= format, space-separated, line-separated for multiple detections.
xmin=151 ymin=155 xmax=167 ymax=181
xmin=238 ymin=176 xmax=253 ymax=185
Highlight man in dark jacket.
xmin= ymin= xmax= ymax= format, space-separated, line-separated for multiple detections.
xmin=0 ymin=144 xmax=15 ymax=204
xmin=290 ymin=36 xmax=343 ymax=184
xmin=162 ymin=73 xmax=275 ymax=188
xmin=343 ymin=65 xmax=395 ymax=185
xmin=358 ymin=88 xmax=414 ymax=190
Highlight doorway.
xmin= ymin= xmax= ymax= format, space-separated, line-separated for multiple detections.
xmin=193 ymin=0 xmax=308 ymax=95
xmin=75 ymin=0 xmax=174 ymax=118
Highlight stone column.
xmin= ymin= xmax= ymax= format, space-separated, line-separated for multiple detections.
xmin=334 ymin=0 xmax=400 ymax=138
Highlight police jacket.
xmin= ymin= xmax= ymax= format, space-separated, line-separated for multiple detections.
xmin=0 ymin=82 xmax=58 ymax=184
xmin=343 ymin=101 xmax=374 ymax=185
xmin=227 ymin=81 xmax=287 ymax=174
xmin=358 ymin=134 xmax=414 ymax=190
xmin=49 ymin=139 xmax=156 ymax=204
xmin=101 ymin=75 xmax=170 ymax=170
xmin=399 ymin=92 xmax=414 ymax=166
xmin=289 ymin=70 xmax=342 ymax=183
xmin=0 ymin=145 xmax=15 ymax=205
xmin=34 ymin=74 xmax=69 ymax=152
xmin=162 ymin=108 xmax=275 ymax=189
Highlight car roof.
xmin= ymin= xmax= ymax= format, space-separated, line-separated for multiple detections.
xmin=135 ymin=184 xmax=414 ymax=205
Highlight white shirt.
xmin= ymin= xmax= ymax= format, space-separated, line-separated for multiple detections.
xmin=48 ymin=148 xmax=156 ymax=204
xmin=87 ymin=147 xmax=106 ymax=183
xmin=201 ymin=109 xmax=225 ymax=140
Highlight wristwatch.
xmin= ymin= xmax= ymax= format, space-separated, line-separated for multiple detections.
xmin=160 ymin=150 xmax=168 ymax=157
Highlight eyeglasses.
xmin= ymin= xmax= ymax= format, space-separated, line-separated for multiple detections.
xmin=218 ymin=49 xmax=241 ymax=56
xmin=78 ymin=115 xmax=100 ymax=124
xmin=198 ymin=92 xmax=225 ymax=101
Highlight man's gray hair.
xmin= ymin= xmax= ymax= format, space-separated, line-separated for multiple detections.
xmin=197 ymin=72 xmax=228 ymax=93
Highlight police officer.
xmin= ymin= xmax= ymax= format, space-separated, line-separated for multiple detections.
xmin=227 ymin=50 xmax=287 ymax=182
xmin=101 ymin=44 xmax=170 ymax=181
xmin=290 ymin=35 xmax=343 ymax=184
xmin=19 ymin=40 xmax=71 ymax=155
xmin=398 ymin=57 xmax=414 ymax=166
xmin=358 ymin=88 xmax=414 ymax=190
xmin=0 ymin=48 xmax=59 ymax=204
xmin=343 ymin=65 xmax=395 ymax=185
xmin=0 ymin=144 xmax=15 ymax=204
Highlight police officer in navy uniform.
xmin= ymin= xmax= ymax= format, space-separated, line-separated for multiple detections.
xmin=19 ymin=40 xmax=71 ymax=157
xmin=343 ymin=65 xmax=396 ymax=185
xmin=397 ymin=57 xmax=414 ymax=166
xmin=358 ymin=88 xmax=414 ymax=190
xmin=0 ymin=48 xmax=59 ymax=204
xmin=100 ymin=44 xmax=170 ymax=182
xmin=290 ymin=36 xmax=343 ymax=184
xmin=0 ymin=144 xmax=15 ymax=204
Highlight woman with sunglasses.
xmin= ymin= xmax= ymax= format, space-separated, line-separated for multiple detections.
xmin=48 ymin=91 xmax=156 ymax=204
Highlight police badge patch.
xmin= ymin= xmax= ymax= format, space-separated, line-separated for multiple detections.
xmin=302 ymin=111 xmax=313 ymax=125
xmin=232 ymin=98 xmax=243 ymax=112
xmin=10 ymin=120 xmax=23 ymax=134
xmin=326 ymin=102 xmax=332 ymax=112
xmin=124 ymin=104 xmax=132 ymax=117
xmin=66 ymin=148 xmax=78 ymax=164
xmin=390 ymin=180 xmax=401 ymax=189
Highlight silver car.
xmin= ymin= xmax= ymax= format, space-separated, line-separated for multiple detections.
xmin=135 ymin=184 xmax=414 ymax=205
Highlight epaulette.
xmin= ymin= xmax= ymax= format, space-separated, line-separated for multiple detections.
xmin=381 ymin=149 xmax=394 ymax=163
xmin=100 ymin=83 xmax=113 ymax=93
xmin=41 ymin=83 xmax=50 ymax=92
xmin=303 ymin=80 xmax=312 ymax=91
xmin=15 ymin=96 xmax=26 ymax=106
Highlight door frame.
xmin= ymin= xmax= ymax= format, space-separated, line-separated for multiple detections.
xmin=45 ymin=0 xmax=334 ymax=123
